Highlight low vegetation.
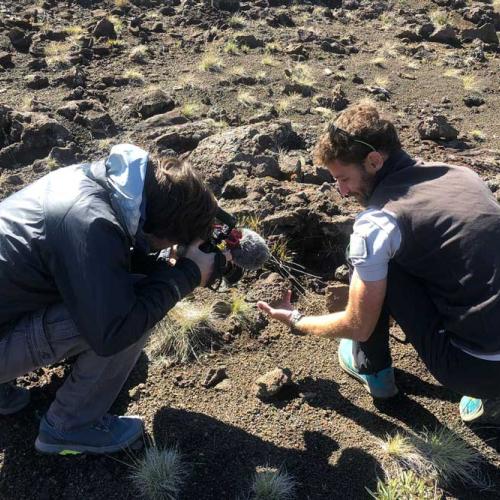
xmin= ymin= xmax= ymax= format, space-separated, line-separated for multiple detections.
xmin=250 ymin=467 xmax=296 ymax=500
xmin=130 ymin=445 xmax=188 ymax=500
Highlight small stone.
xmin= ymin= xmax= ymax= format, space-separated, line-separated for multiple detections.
xmin=211 ymin=300 xmax=232 ymax=318
xmin=211 ymin=0 xmax=240 ymax=12
xmin=253 ymin=367 xmax=292 ymax=400
xmin=202 ymin=366 xmax=227 ymax=388
xmin=0 ymin=51 xmax=13 ymax=68
xmin=128 ymin=383 xmax=145 ymax=401
xmin=214 ymin=379 xmax=232 ymax=391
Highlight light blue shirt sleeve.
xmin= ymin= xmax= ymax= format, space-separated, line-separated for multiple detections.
xmin=347 ymin=209 xmax=402 ymax=281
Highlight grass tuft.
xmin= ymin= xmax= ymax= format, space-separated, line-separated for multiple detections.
xmin=229 ymin=292 xmax=252 ymax=324
xmin=237 ymin=90 xmax=259 ymax=108
xmin=228 ymin=14 xmax=246 ymax=28
xmin=44 ymin=41 xmax=73 ymax=67
xmin=180 ymin=102 xmax=202 ymax=119
xmin=130 ymin=445 xmax=188 ymax=500
xmin=379 ymin=428 xmax=490 ymax=490
xmin=130 ymin=45 xmax=149 ymax=63
xmin=471 ymin=129 xmax=486 ymax=142
xmin=289 ymin=63 xmax=315 ymax=86
xmin=251 ymin=468 xmax=296 ymax=500
xmin=123 ymin=69 xmax=145 ymax=84
xmin=224 ymin=40 xmax=240 ymax=55
xmin=148 ymin=301 xmax=216 ymax=363
xmin=200 ymin=52 xmax=224 ymax=72
xmin=368 ymin=471 xmax=437 ymax=500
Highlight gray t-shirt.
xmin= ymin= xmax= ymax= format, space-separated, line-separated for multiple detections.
xmin=348 ymin=209 xmax=401 ymax=282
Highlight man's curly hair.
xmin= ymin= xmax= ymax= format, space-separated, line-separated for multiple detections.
xmin=314 ymin=101 xmax=401 ymax=165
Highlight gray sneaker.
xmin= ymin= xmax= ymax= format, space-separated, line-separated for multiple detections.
xmin=0 ymin=382 xmax=30 ymax=415
xmin=35 ymin=414 xmax=144 ymax=455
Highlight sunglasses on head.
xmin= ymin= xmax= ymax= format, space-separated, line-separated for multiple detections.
xmin=328 ymin=123 xmax=376 ymax=152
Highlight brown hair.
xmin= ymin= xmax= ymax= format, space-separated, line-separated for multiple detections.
xmin=143 ymin=156 xmax=217 ymax=245
xmin=314 ymin=101 xmax=401 ymax=165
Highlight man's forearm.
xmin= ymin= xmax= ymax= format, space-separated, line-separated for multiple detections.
xmin=293 ymin=311 xmax=366 ymax=341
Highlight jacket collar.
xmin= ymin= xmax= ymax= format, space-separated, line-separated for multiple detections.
xmin=372 ymin=149 xmax=416 ymax=190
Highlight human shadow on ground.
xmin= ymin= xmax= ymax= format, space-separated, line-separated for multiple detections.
xmin=0 ymin=352 xmax=150 ymax=500
xmin=300 ymin=376 xmax=500 ymax=499
xmin=152 ymin=406 xmax=382 ymax=500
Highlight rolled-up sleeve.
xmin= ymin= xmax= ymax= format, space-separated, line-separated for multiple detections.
xmin=348 ymin=209 xmax=402 ymax=282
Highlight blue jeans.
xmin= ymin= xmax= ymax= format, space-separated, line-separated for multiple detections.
xmin=0 ymin=303 xmax=148 ymax=430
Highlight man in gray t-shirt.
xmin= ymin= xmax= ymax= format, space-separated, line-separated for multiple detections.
xmin=258 ymin=102 xmax=500 ymax=426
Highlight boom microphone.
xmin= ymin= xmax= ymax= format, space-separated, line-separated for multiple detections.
xmin=229 ymin=228 xmax=270 ymax=271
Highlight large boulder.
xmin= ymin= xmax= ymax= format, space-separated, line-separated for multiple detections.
xmin=0 ymin=111 xmax=72 ymax=168
xmin=188 ymin=121 xmax=302 ymax=195
xmin=154 ymin=119 xmax=220 ymax=154
xmin=134 ymin=89 xmax=176 ymax=119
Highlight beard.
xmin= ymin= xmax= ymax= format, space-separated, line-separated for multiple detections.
xmin=351 ymin=169 xmax=376 ymax=207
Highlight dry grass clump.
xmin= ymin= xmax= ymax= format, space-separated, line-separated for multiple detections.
xmin=261 ymin=55 xmax=278 ymax=67
xmin=224 ymin=40 xmax=240 ymax=55
xmin=250 ymin=467 xmax=296 ymax=500
xmin=130 ymin=45 xmax=150 ymax=63
xmin=430 ymin=9 xmax=450 ymax=27
xmin=378 ymin=427 xmax=490 ymax=491
xmin=276 ymin=94 xmax=301 ymax=115
xmin=289 ymin=63 xmax=315 ymax=87
xmin=108 ymin=15 xmax=124 ymax=35
xmin=239 ymin=214 xmax=263 ymax=233
xmin=114 ymin=0 xmax=129 ymax=7
xmin=44 ymin=41 xmax=73 ymax=67
xmin=229 ymin=292 xmax=253 ymax=324
xmin=149 ymin=301 xmax=216 ymax=363
xmin=64 ymin=25 xmax=85 ymax=39
xmin=199 ymin=52 xmax=224 ymax=72
xmin=228 ymin=14 xmax=246 ymax=28
xmin=237 ymin=91 xmax=260 ymax=108
xmin=180 ymin=102 xmax=202 ymax=119
xmin=268 ymin=237 xmax=294 ymax=264
xmin=130 ymin=445 xmax=188 ymax=500
xmin=470 ymin=129 xmax=486 ymax=142
xmin=123 ymin=69 xmax=145 ymax=84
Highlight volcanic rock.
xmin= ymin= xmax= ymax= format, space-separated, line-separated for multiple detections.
xmin=134 ymin=89 xmax=176 ymax=119
xmin=253 ymin=367 xmax=292 ymax=400
xmin=93 ymin=18 xmax=117 ymax=39
xmin=417 ymin=115 xmax=459 ymax=141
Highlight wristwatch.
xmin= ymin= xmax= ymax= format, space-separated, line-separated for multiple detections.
xmin=289 ymin=309 xmax=304 ymax=330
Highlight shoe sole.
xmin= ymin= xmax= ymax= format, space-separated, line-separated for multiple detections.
xmin=34 ymin=432 xmax=144 ymax=455
xmin=338 ymin=348 xmax=399 ymax=400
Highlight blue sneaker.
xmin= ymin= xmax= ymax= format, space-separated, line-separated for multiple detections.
xmin=35 ymin=414 xmax=144 ymax=455
xmin=338 ymin=338 xmax=398 ymax=399
xmin=460 ymin=396 xmax=500 ymax=424
xmin=0 ymin=382 xmax=30 ymax=415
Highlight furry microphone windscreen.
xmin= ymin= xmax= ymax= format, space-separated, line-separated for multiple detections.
xmin=230 ymin=229 xmax=270 ymax=271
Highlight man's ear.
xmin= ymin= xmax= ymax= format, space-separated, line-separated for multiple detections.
xmin=364 ymin=151 xmax=385 ymax=174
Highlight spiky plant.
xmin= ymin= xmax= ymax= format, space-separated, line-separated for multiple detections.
xmin=414 ymin=427 xmax=489 ymax=489
xmin=379 ymin=428 xmax=490 ymax=490
xmin=148 ymin=301 xmax=216 ymax=363
xmin=130 ymin=445 xmax=188 ymax=500
xmin=251 ymin=468 xmax=296 ymax=500
xmin=289 ymin=63 xmax=315 ymax=87
xmin=368 ymin=471 xmax=438 ymax=500
xmin=180 ymin=102 xmax=202 ymax=119
xmin=238 ymin=214 xmax=263 ymax=233
xmin=261 ymin=55 xmax=278 ymax=67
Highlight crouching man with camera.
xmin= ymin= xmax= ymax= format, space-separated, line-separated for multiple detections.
xmin=259 ymin=102 xmax=500 ymax=425
xmin=0 ymin=144 xmax=219 ymax=454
